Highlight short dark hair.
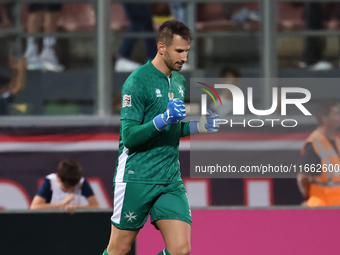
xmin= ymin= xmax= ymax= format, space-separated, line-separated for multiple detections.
xmin=219 ymin=67 xmax=241 ymax=78
xmin=315 ymin=101 xmax=338 ymax=126
xmin=57 ymin=159 xmax=82 ymax=187
xmin=157 ymin=20 xmax=192 ymax=47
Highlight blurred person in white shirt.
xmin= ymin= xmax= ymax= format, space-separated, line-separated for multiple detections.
xmin=210 ymin=67 xmax=241 ymax=118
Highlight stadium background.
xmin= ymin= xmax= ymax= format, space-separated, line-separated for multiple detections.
xmin=1 ymin=0 xmax=340 ymax=254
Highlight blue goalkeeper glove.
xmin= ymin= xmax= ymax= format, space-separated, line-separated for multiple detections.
xmin=189 ymin=109 xmax=220 ymax=134
xmin=153 ymin=99 xmax=186 ymax=130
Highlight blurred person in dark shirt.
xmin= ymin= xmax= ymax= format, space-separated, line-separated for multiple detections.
xmin=299 ymin=3 xmax=335 ymax=71
xmin=0 ymin=56 xmax=26 ymax=115
xmin=30 ymin=159 xmax=100 ymax=214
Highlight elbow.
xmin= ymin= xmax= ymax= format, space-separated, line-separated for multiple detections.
xmin=123 ymin=140 xmax=134 ymax=150
xmin=122 ymin=135 xmax=135 ymax=150
xmin=30 ymin=204 xmax=38 ymax=210
xmin=90 ymin=202 xmax=100 ymax=209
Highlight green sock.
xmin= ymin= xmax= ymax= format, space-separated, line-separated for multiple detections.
xmin=157 ymin=248 xmax=171 ymax=255
xmin=102 ymin=249 xmax=109 ymax=255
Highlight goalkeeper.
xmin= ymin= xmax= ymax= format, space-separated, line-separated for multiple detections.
xmin=103 ymin=20 xmax=220 ymax=255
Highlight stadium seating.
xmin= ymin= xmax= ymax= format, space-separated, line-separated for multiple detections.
xmin=58 ymin=4 xmax=95 ymax=32
xmin=110 ymin=3 xmax=129 ymax=32
xmin=20 ymin=3 xmax=129 ymax=32
xmin=19 ymin=3 xmax=340 ymax=33
xmin=196 ymin=3 xmax=240 ymax=32
xmin=196 ymin=3 xmax=340 ymax=32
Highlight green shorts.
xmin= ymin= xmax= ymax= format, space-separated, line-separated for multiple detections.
xmin=110 ymin=181 xmax=192 ymax=230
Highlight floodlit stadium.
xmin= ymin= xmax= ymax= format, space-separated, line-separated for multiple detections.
xmin=1 ymin=0 xmax=340 ymax=254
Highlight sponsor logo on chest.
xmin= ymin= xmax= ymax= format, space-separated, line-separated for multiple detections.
xmin=155 ymin=89 xmax=162 ymax=97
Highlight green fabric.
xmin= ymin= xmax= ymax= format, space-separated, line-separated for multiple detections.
xmin=114 ymin=61 xmax=187 ymax=184
xmin=122 ymin=119 xmax=159 ymax=149
xmin=102 ymin=249 xmax=108 ymax=255
xmin=181 ymin=122 xmax=190 ymax=137
xmin=157 ymin=249 xmax=171 ymax=255
xmin=111 ymin=182 xmax=191 ymax=230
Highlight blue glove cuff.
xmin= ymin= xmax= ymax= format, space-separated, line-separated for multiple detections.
xmin=153 ymin=114 xmax=168 ymax=131
xmin=189 ymin=121 xmax=199 ymax=135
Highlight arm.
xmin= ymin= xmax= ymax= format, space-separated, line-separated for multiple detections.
xmin=297 ymin=142 xmax=321 ymax=200
xmin=8 ymin=56 xmax=26 ymax=96
xmin=69 ymin=195 xmax=100 ymax=209
xmin=64 ymin=195 xmax=100 ymax=214
xmin=30 ymin=193 xmax=75 ymax=210
xmin=64 ymin=179 xmax=100 ymax=214
xmin=181 ymin=122 xmax=190 ymax=137
xmin=297 ymin=172 xmax=310 ymax=199
xmin=79 ymin=195 xmax=100 ymax=209
xmin=30 ymin=177 xmax=75 ymax=210
xmin=123 ymin=99 xmax=186 ymax=149
xmin=122 ymin=119 xmax=160 ymax=149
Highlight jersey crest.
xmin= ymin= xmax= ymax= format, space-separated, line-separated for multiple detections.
xmin=168 ymin=92 xmax=175 ymax=100
xmin=123 ymin=94 xmax=132 ymax=108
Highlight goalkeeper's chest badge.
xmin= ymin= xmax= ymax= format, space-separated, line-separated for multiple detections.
xmin=168 ymin=92 xmax=174 ymax=100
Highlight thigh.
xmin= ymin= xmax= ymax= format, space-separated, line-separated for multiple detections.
xmin=111 ymin=182 xmax=161 ymax=230
xmin=150 ymin=182 xmax=192 ymax=226
xmin=107 ymin=224 xmax=139 ymax=255
xmin=156 ymin=219 xmax=191 ymax=254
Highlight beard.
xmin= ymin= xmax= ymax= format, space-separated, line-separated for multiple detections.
xmin=164 ymin=51 xmax=183 ymax=71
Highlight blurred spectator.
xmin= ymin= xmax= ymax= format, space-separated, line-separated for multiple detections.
xmin=231 ymin=6 xmax=260 ymax=25
xmin=150 ymin=3 xmax=173 ymax=31
xmin=24 ymin=4 xmax=64 ymax=72
xmin=299 ymin=3 xmax=333 ymax=71
xmin=210 ymin=67 xmax=241 ymax=118
xmin=169 ymin=4 xmax=192 ymax=71
xmin=297 ymin=102 xmax=340 ymax=206
xmin=114 ymin=4 xmax=157 ymax=72
xmin=170 ymin=3 xmax=188 ymax=26
xmin=30 ymin=159 xmax=100 ymax=214
xmin=0 ymin=56 xmax=26 ymax=115
xmin=112 ymin=91 xmax=121 ymax=114
xmin=0 ymin=4 xmax=12 ymax=28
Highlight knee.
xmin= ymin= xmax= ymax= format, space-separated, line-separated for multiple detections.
xmin=168 ymin=242 xmax=191 ymax=255
xmin=107 ymin=243 xmax=131 ymax=255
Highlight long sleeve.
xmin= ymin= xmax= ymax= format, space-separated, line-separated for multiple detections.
xmin=181 ymin=121 xmax=190 ymax=137
xmin=122 ymin=119 xmax=160 ymax=149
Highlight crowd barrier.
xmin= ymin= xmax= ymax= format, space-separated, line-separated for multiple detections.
xmin=137 ymin=207 xmax=340 ymax=255
xmin=2 ymin=207 xmax=338 ymax=255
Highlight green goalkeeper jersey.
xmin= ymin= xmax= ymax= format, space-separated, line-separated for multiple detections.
xmin=114 ymin=60 xmax=190 ymax=184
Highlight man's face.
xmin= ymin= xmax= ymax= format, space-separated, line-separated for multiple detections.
xmin=324 ymin=106 xmax=340 ymax=129
xmin=163 ymin=35 xmax=190 ymax=71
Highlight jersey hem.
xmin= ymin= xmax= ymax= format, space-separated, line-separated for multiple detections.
xmin=111 ymin=221 xmax=143 ymax=231
xmin=116 ymin=179 xmax=183 ymax=185
xmin=151 ymin=216 xmax=192 ymax=227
